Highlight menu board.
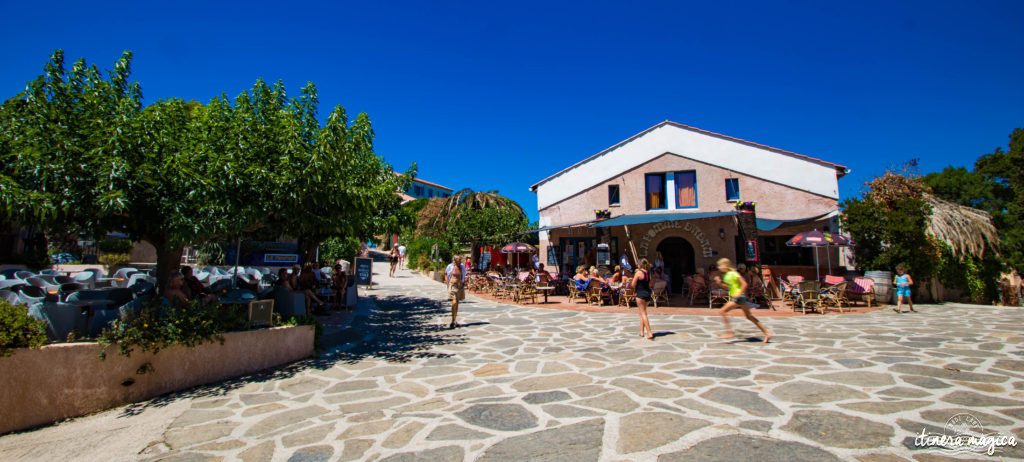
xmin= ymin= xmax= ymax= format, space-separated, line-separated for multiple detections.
xmin=354 ymin=257 xmax=373 ymax=287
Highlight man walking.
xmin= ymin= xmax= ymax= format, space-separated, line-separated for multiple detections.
xmin=445 ymin=256 xmax=465 ymax=329
xmin=398 ymin=243 xmax=407 ymax=269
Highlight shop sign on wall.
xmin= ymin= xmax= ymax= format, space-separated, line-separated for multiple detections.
xmin=637 ymin=221 xmax=713 ymax=258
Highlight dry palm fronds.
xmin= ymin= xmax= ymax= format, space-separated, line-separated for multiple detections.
xmin=865 ymin=172 xmax=929 ymax=205
xmin=924 ymin=194 xmax=999 ymax=259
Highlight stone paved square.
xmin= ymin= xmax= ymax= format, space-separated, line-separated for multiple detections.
xmin=1 ymin=260 xmax=1022 ymax=461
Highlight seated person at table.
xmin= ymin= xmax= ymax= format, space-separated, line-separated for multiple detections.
xmin=332 ymin=263 xmax=348 ymax=309
xmin=573 ymin=266 xmax=589 ymax=292
xmin=587 ymin=268 xmax=609 ymax=288
xmin=609 ymin=265 xmax=623 ymax=285
xmin=165 ymin=272 xmax=190 ymax=303
xmin=536 ymin=264 xmax=553 ymax=285
xmin=181 ymin=266 xmax=211 ymax=298
xmin=297 ymin=264 xmax=327 ymax=311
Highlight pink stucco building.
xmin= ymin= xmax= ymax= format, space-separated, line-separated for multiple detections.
xmin=530 ymin=121 xmax=848 ymax=292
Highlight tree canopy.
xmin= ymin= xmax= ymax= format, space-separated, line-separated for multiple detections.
xmin=1 ymin=51 xmax=409 ymax=290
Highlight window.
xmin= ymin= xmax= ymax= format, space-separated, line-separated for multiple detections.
xmin=725 ymin=178 xmax=740 ymax=201
xmin=428 ymin=190 xmax=434 ymax=198
xmin=608 ymin=185 xmax=620 ymax=206
xmin=675 ymin=171 xmax=697 ymax=208
xmin=414 ymin=185 xmax=423 ymax=196
xmin=645 ymin=174 xmax=666 ymax=209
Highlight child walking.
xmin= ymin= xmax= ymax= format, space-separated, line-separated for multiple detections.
xmin=894 ymin=264 xmax=915 ymax=313
xmin=715 ymin=258 xmax=773 ymax=343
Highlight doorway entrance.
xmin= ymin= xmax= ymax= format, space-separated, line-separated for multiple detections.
xmin=656 ymin=237 xmax=695 ymax=293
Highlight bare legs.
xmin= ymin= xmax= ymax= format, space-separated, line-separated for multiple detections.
xmin=895 ymin=295 xmax=915 ymax=313
xmin=450 ymin=297 xmax=459 ymax=328
xmin=637 ymin=298 xmax=653 ymax=339
xmin=390 ymin=262 xmax=397 ymax=277
xmin=719 ymin=301 xmax=772 ymax=342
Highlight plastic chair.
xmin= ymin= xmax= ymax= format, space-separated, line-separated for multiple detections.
xmin=15 ymin=271 xmax=36 ymax=280
xmin=40 ymin=269 xmax=62 ymax=276
xmin=53 ymin=275 xmax=75 ymax=285
xmin=17 ymin=285 xmax=47 ymax=306
xmin=101 ymin=288 xmax=135 ymax=307
xmin=209 ymin=278 xmax=232 ymax=294
xmin=27 ymin=277 xmax=61 ymax=301
xmin=58 ymin=282 xmax=88 ymax=302
xmin=88 ymin=307 xmax=120 ymax=337
xmin=0 ymin=289 xmax=21 ymax=305
xmin=0 ymin=279 xmax=26 ymax=290
xmin=39 ymin=303 xmax=85 ymax=341
xmin=130 ymin=281 xmax=155 ymax=299
xmin=0 ymin=269 xmax=20 ymax=279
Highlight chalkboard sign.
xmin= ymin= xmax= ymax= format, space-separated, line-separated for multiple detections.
xmin=354 ymin=257 xmax=373 ymax=287
xmin=546 ymin=245 xmax=560 ymax=267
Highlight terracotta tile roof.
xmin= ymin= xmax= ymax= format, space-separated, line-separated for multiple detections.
xmin=530 ymin=121 xmax=848 ymax=191
xmin=394 ymin=171 xmax=454 ymax=192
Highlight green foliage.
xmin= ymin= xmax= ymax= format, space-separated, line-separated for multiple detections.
xmin=283 ymin=315 xmax=323 ymax=349
xmin=99 ymin=253 xmax=131 ymax=269
xmin=320 ymin=236 xmax=362 ymax=264
xmin=403 ymin=236 xmax=452 ymax=271
xmin=1 ymin=51 xmax=411 ymax=292
xmin=936 ymin=245 xmax=1003 ymax=304
xmin=842 ymin=195 xmax=939 ymax=280
xmin=18 ymin=247 xmax=51 ymax=270
xmin=195 ymin=241 xmax=225 ymax=267
xmin=98 ymin=298 xmax=246 ymax=359
xmin=98 ymin=238 xmax=134 ymax=254
xmin=419 ymin=190 xmax=530 ymax=248
xmin=924 ymin=128 xmax=1024 ymax=274
xmin=0 ymin=301 xmax=48 ymax=357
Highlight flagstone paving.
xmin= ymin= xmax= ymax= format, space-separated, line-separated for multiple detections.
xmin=1 ymin=259 xmax=1023 ymax=461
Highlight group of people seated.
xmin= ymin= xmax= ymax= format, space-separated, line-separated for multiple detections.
xmin=162 ymin=263 xmax=350 ymax=313
xmin=686 ymin=263 xmax=764 ymax=297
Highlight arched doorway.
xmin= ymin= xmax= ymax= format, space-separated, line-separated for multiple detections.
xmin=656 ymin=237 xmax=695 ymax=293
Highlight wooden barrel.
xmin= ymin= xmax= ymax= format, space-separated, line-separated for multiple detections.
xmin=865 ymin=270 xmax=892 ymax=302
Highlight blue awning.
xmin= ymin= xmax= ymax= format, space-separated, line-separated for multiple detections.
xmin=755 ymin=210 xmax=838 ymax=231
xmin=590 ymin=210 xmax=736 ymax=227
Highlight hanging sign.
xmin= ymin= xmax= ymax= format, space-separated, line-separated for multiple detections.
xmin=745 ymin=240 xmax=758 ymax=262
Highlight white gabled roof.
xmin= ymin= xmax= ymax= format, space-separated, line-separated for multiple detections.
xmin=531 ymin=121 xmax=847 ymax=210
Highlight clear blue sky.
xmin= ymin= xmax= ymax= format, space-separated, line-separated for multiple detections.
xmin=3 ymin=1 xmax=1021 ymax=222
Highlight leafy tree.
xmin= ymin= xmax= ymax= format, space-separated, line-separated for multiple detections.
xmin=418 ymin=189 xmax=530 ymax=264
xmin=842 ymin=193 xmax=939 ymax=280
xmin=1 ymin=51 xmax=410 ymax=291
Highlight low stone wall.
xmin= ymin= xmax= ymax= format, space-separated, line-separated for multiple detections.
xmin=0 ymin=325 xmax=314 ymax=435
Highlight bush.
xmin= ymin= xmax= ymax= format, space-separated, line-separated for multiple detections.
xmin=404 ymin=236 xmax=451 ymax=271
xmin=98 ymin=238 xmax=135 ymax=254
xmin=0 ymin=301 xmax=49 ymax=357
xmin=99 ymin=253 xmax=131 ymax=269
xmin=320 ymin=236 xmax=362 ymax=265
xmin=196 ymin=241 xmax=225 ymax=267
xmin=98 ymin=297 xmax=247 ymax=359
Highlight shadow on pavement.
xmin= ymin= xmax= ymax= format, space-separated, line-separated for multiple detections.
xmin=118 ymin=294 xmax=463 ymax=418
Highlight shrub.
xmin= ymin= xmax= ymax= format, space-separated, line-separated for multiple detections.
xmin=99 ymin=253 xmax=131 ymax=269
xmin=0 ymin=301 xmax=48 ymax=357
xmin=196 ymin=241 xmax=225 ymax=267
xmin=98 ymin=238 xmax=135 ymax=254
xmin=98 ymin=298 xmax=247 ymax=359
xmin=320 ymin=236 xmax=362 ymax=265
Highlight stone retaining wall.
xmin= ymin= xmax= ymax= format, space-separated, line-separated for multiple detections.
xmin=0 ymin=325 xmax=314 ymax=435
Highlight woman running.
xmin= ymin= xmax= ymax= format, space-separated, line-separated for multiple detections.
xmin=715 ymin=258 xmax=772 ymax=343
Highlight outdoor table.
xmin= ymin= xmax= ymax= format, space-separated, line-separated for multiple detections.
xmin=536 ymin=286 xmax=555 ymax=303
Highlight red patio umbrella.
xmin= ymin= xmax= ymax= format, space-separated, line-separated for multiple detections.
xmin=500 ymin=242 xmax=537 ymax=269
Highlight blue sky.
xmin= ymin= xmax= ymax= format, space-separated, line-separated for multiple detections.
xmin=2 ymin=1 xmax=1021 ymax=222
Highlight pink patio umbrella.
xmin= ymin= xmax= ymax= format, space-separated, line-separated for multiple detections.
xmin=786 ymin=229 xmax=855 ymax=280
xmin=500 ymin=242 xmax=537 ymax=270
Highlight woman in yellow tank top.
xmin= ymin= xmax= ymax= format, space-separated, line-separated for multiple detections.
xmin=715 ymin=258 xmax=773 ymax=343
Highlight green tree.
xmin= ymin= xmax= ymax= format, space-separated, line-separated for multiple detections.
xmin=423 ymin=190 xmax=530 ymax=246
xmin=842 ymin=193 xmax=938 ymax=279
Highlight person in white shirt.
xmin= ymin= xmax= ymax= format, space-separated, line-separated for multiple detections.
xmin=398 ymin=244 xmax=407 ymax=268
xmin=445 ymin=256 xmax=465 ymax=329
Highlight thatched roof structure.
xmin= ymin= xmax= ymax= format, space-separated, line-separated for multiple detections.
xmin=925 ymin=194 xmax=999 ymax=259
xmin=865 ymin=172 xmax=999 ymax=259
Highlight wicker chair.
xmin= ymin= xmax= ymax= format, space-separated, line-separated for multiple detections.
xmin=796 ymin=281 xmax=822 ymax=314
xmin=568 ymin=280 xmax=585 ymax=303
xmin=619 ymin=287 xmax=636 ymax=308
xmin=688 ymin=277 xmax=709 ymax=306
xmin=708 ymin=288 xmax=730 ymax=308
xmin=846 ymin=277 xmax=874 ymax=307
xmin=651 ymin=280 xmax=670 ymax=308
xmin=585 ymin=279 xmax=606 ymax=305
xmin=820 ymin=281 xmax=848 ymax=313
xmin=518 ymin=281 xmax=538 ymax=304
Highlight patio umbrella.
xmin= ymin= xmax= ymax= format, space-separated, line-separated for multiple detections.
xmin=500 ymin=242 xmax=537 ymax=270
xmin=786 ymin=229 xmax=854 ymax=280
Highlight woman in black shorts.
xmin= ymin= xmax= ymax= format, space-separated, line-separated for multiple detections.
xmin=389 ymin=247 xmax=399 ymax=277
xmin=630 ymin=258 xmax=654 ymax=340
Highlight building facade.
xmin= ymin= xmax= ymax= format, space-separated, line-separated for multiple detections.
xmin=403 ymin=176 xmax=454 ymax=200
xmin=531 ymin=121 xmax=847 ymax=292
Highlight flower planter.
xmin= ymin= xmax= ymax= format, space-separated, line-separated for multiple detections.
xmin=0 ymin=325 xmax=313 ymax=435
